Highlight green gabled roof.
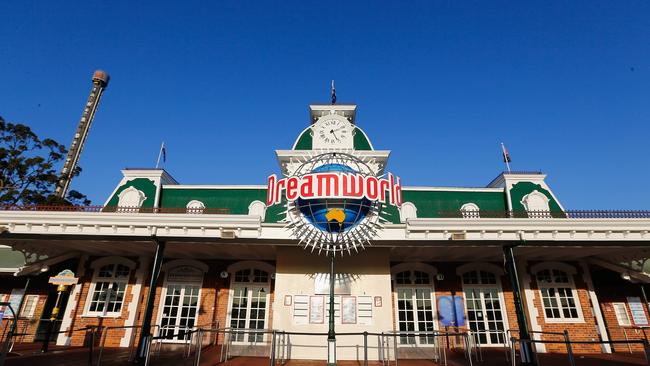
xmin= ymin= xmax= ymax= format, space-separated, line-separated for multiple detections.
xmin=159 ymin=187 xmax=285 ymax=223
xmin=293 ymin=127 xmax=373 ymax=150
xmin=382 ymin=188 xmax=508 ymax=223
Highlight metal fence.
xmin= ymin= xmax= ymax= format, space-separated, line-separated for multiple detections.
xmin=3 ymin=204 xmax=650 ymax=219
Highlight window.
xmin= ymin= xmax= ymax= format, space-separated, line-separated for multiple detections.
xmin=613 ymin=303 xmax=632 ymax=326
xmin=521 ymin=190 xmax=551 ymax=218
xmin=460 ymin=203 xmax=480 ymax=219
xmin=186 ymin=200 xmax=205 ymax=214
xmin=87 ymin=263 xmax=131 ymax=316
xmin=395 ymin=270 xmax=431 ymax=285
xmin=536 ymin=269 xmax=581 ymax=321
xmin=462 ymin=270 xmax=497 ymax=285
xmin=20 ymin=295 xmax=39 ymax=318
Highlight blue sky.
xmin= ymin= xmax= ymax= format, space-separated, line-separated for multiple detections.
xmin=1 ymin=1 xmax=648 ymax=208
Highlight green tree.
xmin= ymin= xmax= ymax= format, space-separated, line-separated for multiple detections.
xmin=0 ymin=116 xmax=91 ymax=206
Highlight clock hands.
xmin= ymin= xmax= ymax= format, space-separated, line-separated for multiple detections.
xmin=329 ymin=129 xmax=341 ymax=142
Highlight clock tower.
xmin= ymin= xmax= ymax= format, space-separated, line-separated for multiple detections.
xmin=310 ymin=104 xmax=356 ymax=150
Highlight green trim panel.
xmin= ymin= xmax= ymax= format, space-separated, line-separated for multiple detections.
xmin=382 ymin=190 xmax=508 ymax=223
xmin=106 ymin=178 xmax=157 ymax=208
xmin=159 ymin=188 xmax=285 ymax=223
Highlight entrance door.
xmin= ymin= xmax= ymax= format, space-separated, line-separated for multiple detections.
xmin=229 ymin=285 xmax=268 ymax=343
xmin=160 ymin=284 xmax=200 ymax=341
xmin=158 ymin=265 xmax=204 ymax=342
xmin=462 ymin=269 xmax=507 ymax=346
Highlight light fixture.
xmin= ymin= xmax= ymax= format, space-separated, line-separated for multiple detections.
xmin=40 ymin=264 xmax=49 ymax=273
xmin=621 ymin=272 xmax=631 ymax=281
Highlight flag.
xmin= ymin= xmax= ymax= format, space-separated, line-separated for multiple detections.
xmin=501 ymin=143 xmax=511 ymax=163
xmin=331 ymin=80 xmax=336 ymax=104
xmin=162 ymin=143 xmax=166 ymax=162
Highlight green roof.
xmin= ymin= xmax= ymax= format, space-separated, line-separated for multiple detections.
xmin=159 ymin=187 xmax=284 ymax=223
xmin=158 ymin=186 xmax=507 ymax=224
xmin=383 ymin=189 xmax=508 ymax=223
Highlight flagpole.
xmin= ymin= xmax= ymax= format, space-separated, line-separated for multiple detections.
xmin=155 ymin=142 xmax=165 ymax=169
xmin=501 ymin=142 xmax=511 ymax=173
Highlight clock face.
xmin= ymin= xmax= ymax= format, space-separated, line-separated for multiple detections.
xmin=315 ymin=118 xmax=350 ymax=145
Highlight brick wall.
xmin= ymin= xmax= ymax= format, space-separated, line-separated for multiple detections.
xmin=525 ymin=261 xmax=602 ymax=353
xmin=592 ymin=267 xmax=650 ymax=353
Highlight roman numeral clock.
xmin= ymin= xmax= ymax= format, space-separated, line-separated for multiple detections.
xmin=311 ymin=114 xmax=355 ymax=150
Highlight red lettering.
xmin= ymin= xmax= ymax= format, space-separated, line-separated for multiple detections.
xmin=275 ymin=178 xmax=286 ymax=204
xmin=266 ymin=175 xmax=276 ymax=205
xmin=366 ymin=176 xmax=379 ymax=200
xmin=286 ymin=177 xmax=299 ymax=200
xmin=342 ymin=174 xmax=364 ymax=198
xmin=317 ymin=173 xmax=339 ymax=197
xmin=300 ymin=175 xmax=314 ymax=198
xmin=379 ymin=178 xmax=390 ymax=203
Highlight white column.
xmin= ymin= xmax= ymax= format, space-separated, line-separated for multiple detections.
xmin=580 ymin=261 xmax=611 ymax=353
xmin=56 ymin=255 xmax=88 ymax=346
xmin=120 ymin=256 xmax=151 ymax=347
xmin=517 ymin=259 xmax=546 ymax=352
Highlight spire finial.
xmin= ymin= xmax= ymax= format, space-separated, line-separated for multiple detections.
xmin=331 ymin=80 xmax=337 ymax=104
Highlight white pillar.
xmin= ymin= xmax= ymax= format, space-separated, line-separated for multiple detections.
xmin=120 ymin=256 xmax=151 ymax=347
xmin=580 ymin=261 xmax=611 ymax=353
xmin=56 ymin=255 xmax=87 ymax=346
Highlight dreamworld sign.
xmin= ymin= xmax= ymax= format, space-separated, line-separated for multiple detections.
xmin=266 ymin=153 xmax=402 ymax=254
xmin=266 ymin=172 xmax=402 ymax=207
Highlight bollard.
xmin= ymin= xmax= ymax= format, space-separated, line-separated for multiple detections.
xmin=88 ymin=327 xmax=95 ymax=366
xmin=563 ymin=330 xmax=576 ymax=366
xmin=363 ymin=331 xmax=368 ymax=366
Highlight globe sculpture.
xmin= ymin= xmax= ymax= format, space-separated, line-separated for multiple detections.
xmin=286 ymin=153 xmax=384 ymax=255
xmin=295 ymin=163 xmax=372 ymax=233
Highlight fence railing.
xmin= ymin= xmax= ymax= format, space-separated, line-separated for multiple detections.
xmin=3 ymin=204 xmax=650 ymax=219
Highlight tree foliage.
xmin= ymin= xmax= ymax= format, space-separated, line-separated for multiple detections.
xmin=0 ymin=116 xmax=91 ymax=206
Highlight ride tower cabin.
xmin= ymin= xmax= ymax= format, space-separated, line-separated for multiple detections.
xmin=1 ymin=100 xmax=650 ymax=365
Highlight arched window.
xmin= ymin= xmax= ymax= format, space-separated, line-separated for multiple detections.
xmin=462 ymin=270 xmax=497 ymax=285
xmin=117 ymin=186 xmax=147 ymax=212
xmin=391 ymin=263 xmax=437 ymax=346
xmin=460 ymin=203 xmax=480 ymax=219
xmin=85 ymin=257 xmax=135 ymax=316
xmin=521 ymin=190 xmax=551 ymax=218
xmin=531 ymin=263 xmax=583 ymax=322
xmin=186 ymin=200 xmax=205 ymax=214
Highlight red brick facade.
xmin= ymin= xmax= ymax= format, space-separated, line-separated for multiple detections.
xmin=3 ymin=257 xmax=649 ymax=355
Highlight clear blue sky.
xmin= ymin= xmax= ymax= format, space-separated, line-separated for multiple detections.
xmin=1 ymin=1 xmax=648 ymax=208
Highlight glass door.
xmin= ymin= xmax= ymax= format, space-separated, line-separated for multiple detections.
xmin=160 ymin=284 xmax=200 ymax=342
xmin=396 ymin=287 xmax=436 ymax=345
xmin=229 ymin=286 xmax=268 ymax=343
xmin=464 ymin=287 xmax=506 ymax=345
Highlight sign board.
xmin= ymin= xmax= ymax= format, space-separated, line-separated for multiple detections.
xmin=627 ymin=296 xmax=648 ymax=326
xmin=49 ymin=269 xmax=78 ymax=286
xmin=438 ymin=295 xmax=465 ymax=327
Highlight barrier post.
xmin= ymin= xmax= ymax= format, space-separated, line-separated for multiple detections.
xmin=363 ymin=331 xmax=368 ymax=366
xmin=563 ymin=330 xmax=576 ymax=366
xmin=642 ymin=339 xmax=650 ymax=366
xmin=270 ymin=330 xmax=276 ymax=366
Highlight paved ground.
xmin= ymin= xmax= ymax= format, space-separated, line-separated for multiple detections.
xmin=2 ymin=344 xmax=650 ymax=365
